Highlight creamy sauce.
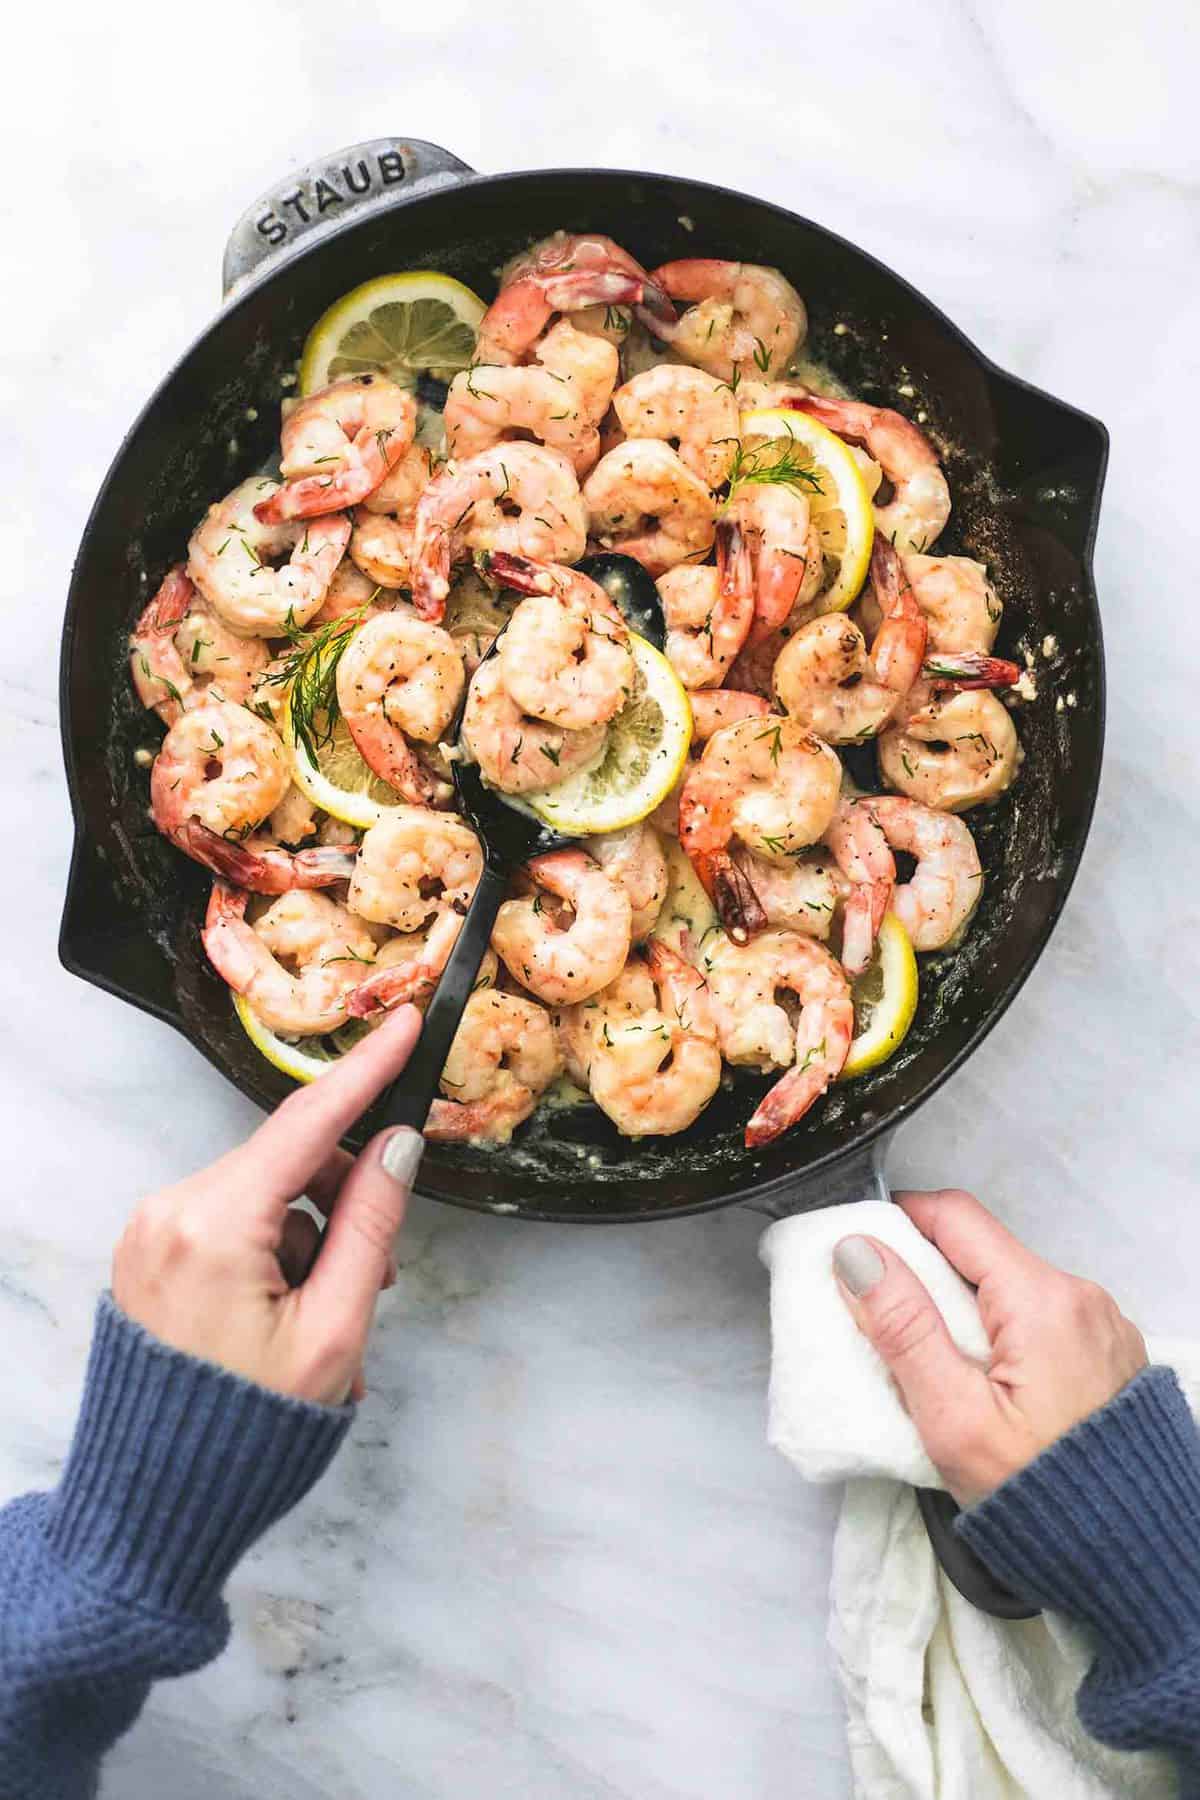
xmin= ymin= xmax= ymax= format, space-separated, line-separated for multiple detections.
xmin=649 ymin=837 xmax=717 ymax=960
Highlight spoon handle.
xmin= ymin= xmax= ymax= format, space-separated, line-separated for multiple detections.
xmin=378 ymin=862 xmax=511 ymax=1135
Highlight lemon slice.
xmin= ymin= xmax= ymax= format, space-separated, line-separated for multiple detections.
xmin=740 ymin=406 xmax=874 ymax=614
xmin=522 ymin=635 xmax=692 ymax=835
xmin=299 ymin=271 xmax=487 ymax=395
xmin=840 ymin=912 xmax=919 ymax=1080
xmin=234 ymin=994 xmax=370 ymax=1083
xmin=287 ymin=703 xmax=407 ymax=829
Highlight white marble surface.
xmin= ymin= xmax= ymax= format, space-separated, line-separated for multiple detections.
xmin=3 ymin=2 xmax=1199 ymax=1793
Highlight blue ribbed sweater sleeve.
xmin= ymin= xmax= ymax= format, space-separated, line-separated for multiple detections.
xmin=959 ymin=1365 xmax=1200 ymax=1792
xmin=0 ymin=1295 xmax=352 ymax=1800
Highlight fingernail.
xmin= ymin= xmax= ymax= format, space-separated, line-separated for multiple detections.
xmin=380 ymin=1127 xmax=423 ymax=1188
xmin=834 ymin=1236 xmax=886 ymax=1297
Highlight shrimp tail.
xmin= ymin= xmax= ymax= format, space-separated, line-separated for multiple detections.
xmin=744 ymin=1061 xmax=830 ymax=1147
xmin=704 ymin=850 xmax=769 ymax=946
xmin=254 ymin=479 xmax=355 ymax=525
xmin=716 ymin=518 xmax=752 ymax=601
xmin=922 ymin=651 xmax=1022 ymax=690
xmin=345 ymin=962 xmax=435 ymax=1019
xmin=174 ymin=824 xmax=356 ymax=893
xmin=633 ymin=276 xmax=681 ymax=338
xmin=138 ymin=565 xmax=194 ymax=634
xmin=840 ymin=879 xmax=891 ymax=976
xmin=480 ymin=550 xmax=555 ymax=596
xmin=412 ymin=525 xmax=452 ymax=622
xmin=424 ymin=1087 xmax=534 ymax=1143
xmin=201 ymin=881 xmax=258 ymax=989
xmin=541 ymin=269 xmax=643 ymax=312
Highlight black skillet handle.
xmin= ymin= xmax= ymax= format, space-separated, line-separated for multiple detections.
xmin=377 ymin=862 xmax=510 ymax=1135
xmin=221 ymin=138 xmax=477 ymax=298
xmin=916 ymin=1489 xmax=1038 ymax=1619
xmin=750 ymin=1142 xmax=1040 ymax=1620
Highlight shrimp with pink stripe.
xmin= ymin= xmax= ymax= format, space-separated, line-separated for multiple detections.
xmin=130 ymin=565 xmax=269 ymax=727
xmin=488 ymin=552 xmax=633 ymax=731
xmin=679 ymin=714 xmax=841 ymax=943
xmin=335 ymin=610 xmax=463 ymax=806
xmin=254 ymin=376 xmax=417 ymax=523
xmin=783 ymin=393 xmax=951 ymax=554
xmin=188 ymin=479 xmax=350 ymax=637
xmin=476 ymin=232 xmax=675 ymax=366
xmin=409 ymin=443 xmax=587 ymax=620
xmin=150 ymin=700 xmax=356 ymax=893
xmin=649 ymin=260 xmax=807 ymax=383
xmin=585 ymin=940 xmax=722 ymax=1138
xmin=658 ymin=521 xmax=755 ymax=690
xmin=425 ymin=990 xmax=564 ymax=1143
xmin=773 ymin=538 xmax=927 ymax=744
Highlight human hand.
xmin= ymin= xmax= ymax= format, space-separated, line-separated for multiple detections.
xmin=833 ymin=1189 xmax=1148 ymax=1505
xmin=113 ymin=1007 xmax=424 ymax=1406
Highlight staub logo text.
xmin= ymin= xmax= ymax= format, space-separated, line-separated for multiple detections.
xmin=255 ymin=149 xmax=408 ymax=246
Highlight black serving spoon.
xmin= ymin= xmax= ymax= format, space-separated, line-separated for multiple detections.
xmin=377 ymin=554 xmax=664 ymax=1137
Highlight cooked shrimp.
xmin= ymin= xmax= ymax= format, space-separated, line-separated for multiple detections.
xmin=347 ymin=809 xmax=482 ymax=933
xmin=269 ymin=783 xmax=318 ymax=848
xmin=703 ymin=929 xmax=852 ymax=1143
xmin=488 ymin=554 xmax=633 ymax=730
xmin=723 ymin=482 xmax=823 ymax=641
xmin=555 ymin=958 xmax=657 ymax=1087
xmin=611 ymin=366 xmax=739 ymax=488
xmin=348 ymin=443 xmax=435 ymax=591
xmin=476 ymin=232 xmax=674 ymax=365
xmin=736 ymin=852 xmax=840 ymax=940
xmin=460 ymin=655 xmax=606 ymax=795
xmin=492 ymin=848 xmax=633 ymax=1005
xmin=534 ymin=319 xmax=620 ymax=424
xmin=582 ymin=440 xmax=716 ymax=575
xmin=334 ymin=610 xmax=464 ymax=806
xmin=746 ymin=945 xmax=852 ymax=1145
xmin=785 ymin=395 xmax=950 ymax=554
xmin=679 ymin=716 xmax=841 ymax=942
xmin=879 ymin=687 xmax=1020 ymax=812
xmin=410 ymin=443 xmax=588 ymax=620
xmin=254 ymin=376 xmax=417 ymax=523
xmin=858 ymin=552 xmax=1003 ymax=657
xmin=688 ymin=688 xmax=773 ymax=740
xmin=863 ymin=797 xmax=982 ymax=951
xmin=585 ymin=940 xmax=722 ymax=1137
xmin=658 ymin=536 xmax=754 ymax=690
xmin=311 ymin=557 xmax=389 ymax=626
xmin=425 ymin=990 xmax=564 ymax=1143
xmin=585 ymin=823 xmax=669 ymax=941
xmin=736 ymin=378 xmax=811 ymax=414
xmin=772 ymin=616 xmax=897 ymax=745
xmin=187 ymin=478 xmax=350 ymax=636
xmin=130 ymin=565 xmax=270 ymax=726
xmin=823 ymin=798 xmax=895 ymax=975
xmin=150 ymin=698 xmax=352 ymax=889
xmin=649 ymin=260 xmax=807 ymax=383
xmin=347 ymin=917 xmax=496 ymax=1018
xmin=444 ymin=363 xmax=600 ymax=474
xmin=203 ymin=885 xmax=378 ymax=1036
xmin=773 ymin=538 xmax=927 ymax=743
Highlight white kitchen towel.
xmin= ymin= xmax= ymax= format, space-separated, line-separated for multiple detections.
xmin=760 ymin=1201 xmax=1200 ymax=1799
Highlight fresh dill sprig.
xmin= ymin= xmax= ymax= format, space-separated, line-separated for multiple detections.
xmin=265 ymin=604 xmax=375 ymax=766
xmin=726 ymin=436 xmax=823 ymax=496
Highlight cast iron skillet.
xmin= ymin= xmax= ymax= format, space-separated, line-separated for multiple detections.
xmin=59 ymin=140 xmax=1106 ymax=1616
